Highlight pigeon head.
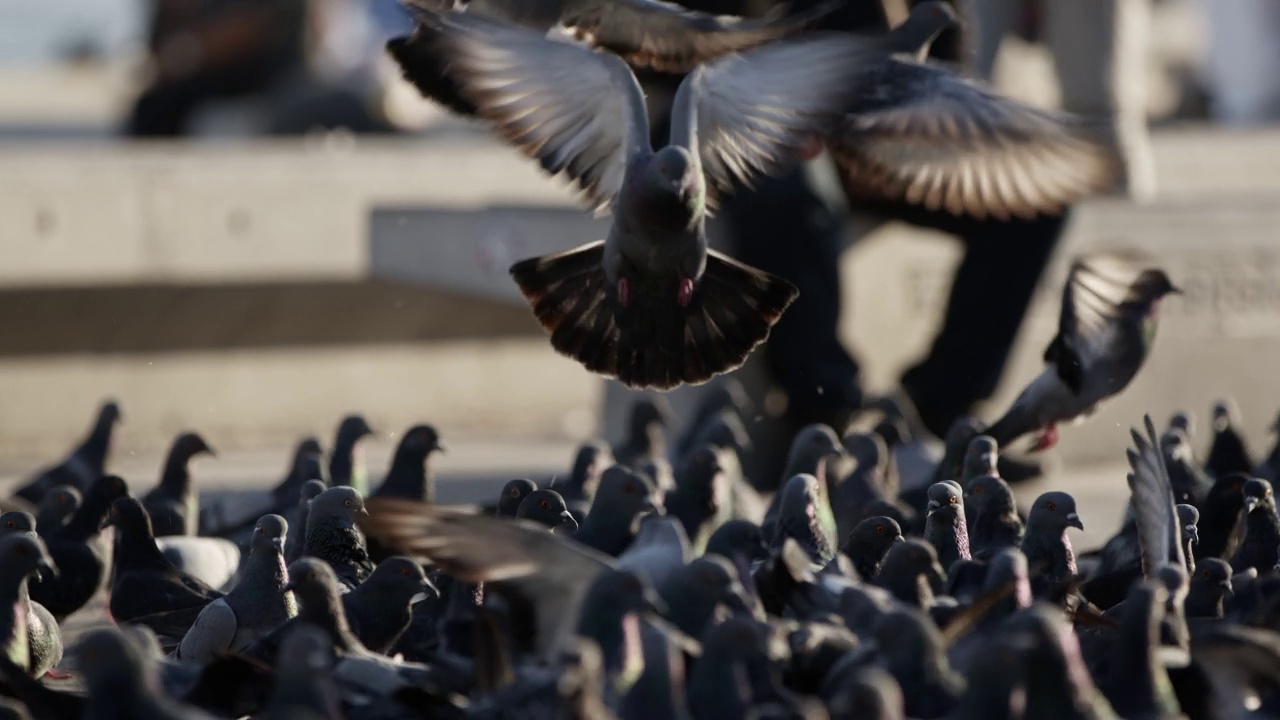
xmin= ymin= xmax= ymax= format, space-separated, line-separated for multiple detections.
xmin=498 ymin=478 xmax=538 ymax=518
xmin=292 ymin=437 xmax=325 ymax=467
xmin=873 ymin=608 xmax=952 ymax=679
xmin=677 ymin=445 xmax=728 ymax=493
xmin=873 ymin=416 xmax=912 ymax=449
xmin=939 ymin=417 xmax=984 ymax=479
xmin=578 ymin=569 xmax=667 ymax=640
xmin=844 ymin=432 xmax=887 ymax=470
xmin=985 ymin=549 xmax=1033 ymax=614
xmin=824 ymin=666 xmax=905 ymax=720
xmin=516 ymin=488 xmax=577 ymax=532
xmin=103 ymin=496 xmax=153 ymax=536
xmin=1161 ymin=428 xmax=1192 ymax=460
xmin=1155 ymin=564 xmax=1189 ymax=605
xmin=1176 ymin=504 xmax=1200 ymax=546
xmin=336 ymin=414 xmax=375 ymax=444
xmin=964 ymin=474 xmax=1015 ymax=514
xmin=170 ymin=431 xmax=216 ymax=461
xmin=926 ymin=482 xmax=963 ymax=515
xmin=785 ymin=425 xmax=845 ymax=477
xmin=395 ymin=424 xmax=446 ymax=459
xmin=689 ymin=555 xmax=754 ymax=616
xmin=1168 ymin=410 xmax=1195 ymax=438
xmin=842 ymin=516 xmax=905 ymax=561
xmin=367 ymin=556 xmax=438 ymax=603
xmin=593 ymin=466 xmax=662 ymax=528
xmin=74 ymin=628 xmax=147 ymax=696
xmin=98 ymin=400 xmax=123 ymax=426
xmin=1192 ymin=559 xmax=1233 ymax=597
xmin=703 ymin=616 xmax=789 ymax=665
xmin=1243 ymin=478 xmax=1274 ymax=515
xmin=253 ymin=514 xmax=289 ymax=554
xmin=705 ymin=519 xmax=769 ymax=565
xmin=1132 ymin=269 xmax=1181 ymax=305
xmin=38 ymin=484 xmax=82 ymax=526
xmin=962 ymin=435 xmax=998 ymax=482
xmin=1027 ymin=491 xmax=1083 ymax=532
xmin=627 ymin=397 xmax=673 ymax=436
xmin=87 ymin=474 xmax=130 ymax=507
xmin=284 ymin=557 xmax=341 ymax=606
xmin=309 ymin=486 xmax=368 ymax=529
xmin=270 ymin=624 xmax=340 ymax=715
xmin=650 ymin=145 xmax=698 ymax=199
xmin=1212 ymin=398 xmax=1239 ymax=431
xmin=569 ymin=440 xmax=613 ymax=501
xmin=0 ymin=533 xmax=57 ymax=582
xmin=637 ymin=458 xmax=675 ymax=493
xmin=877 ymin=539 xmax=946 ymax=606
xmin=300 ymin=479 xmax=326 ymax=507
xmin=0 ymin=512 xmax=35 ymax=537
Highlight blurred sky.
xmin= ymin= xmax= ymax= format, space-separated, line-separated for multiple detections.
xmin=0 ymin=0 xmax=142 ymax=64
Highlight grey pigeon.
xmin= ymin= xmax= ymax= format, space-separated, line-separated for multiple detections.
xmin=704 ymin=519 xmax=769 ymax=569
xmin=1230 ymin=477 xmax=1280 ymax=574
xmin=1185 ymin=558 xmax=1233 ymax=618
xmin=199 ymin=436 xmax=324 ymax=538
xmin=515 ymin=489 xmax=578 ymax=532
xmin=1195 ymin=472 xmax=1250 ymax=561
xmin=239 ymin=558 xmax=365 ymax=664
xmin=874 ymin=539 xmax=945 ymax=610
xmin=255 ymin=624 xmax=343 ymax=720
xmin=923 ymin=482 xmax=970 ymax=572
xmin=561 ymin=440 xmax=613 ymax=508
xmin=871 ymin=609 xmax=966 ymax=719
xmin=394 ymin=10 xmax=908 ymax=389
xmin=1161 ymin=428 xmax=1211 ymax=506
xmin=677 ymin=380 xmax=753 ymax=459
xmin=372 ymin=424 xmax=445 ymax=502
xmin=175 ymin=514 xmax=296 ymax=663
xmin=823 ymin=666 xmax=905 ymax=720
xmin=657 ymin=555 xmax=754 ymax=639
xmin=156 ymin=536 xmax=242 ymax=592
xmin=29 ymin=474 xmax=128 ymax=621
xmin=285 ymin=479 xmax=327 ymax=564
xmin=13 ymin=399 xmax=121 ymax=504
xmin=1000 ymin=605 xmax=1119 ymax=720
xmin=73 ymin=627 xmax=219 ymax=720
xmin=841 ymin=516 xmax=905 ymax=581
xmin=1096 ymin=582 xmax=1183 ymax=720
xmin=616 ymin=515 xmax=690 ymax=590
xmin=986 ymin=254 xmax=1180 ymax=452
xmin=764 ymin=425 xmax=843 ymax=542
xmin=0 ymin=513 xmax=34 ymax=538
xmin=328 ymin=414 xmax=375 ymax=496
xmin=342 ymin=556 xmax=437 ymax=654
xmin=1206 ymin=398 xmax=1253 ymax=479
xmin=688 ymin=617 xmax=791 ymax=720
xmin=497 ymin=478 xmax=538 ymax=518
xmin=1021 ymin=491 xmax=1084 ymax=595
xmin=666 ymin=446 xmax=732 ymax=552
xmin=831 ymin=432 xmax=894 ymax=540
xmin=613 ymin=397 xmax=672 ymax=469
xmin=106 ymin=496 xmax=224 ymax=627
xmin=966 ymin=474 xmax=1024 ymax=561
xmin=33 ymin=486 xmax=80 ymax=535
xmin=574 ymin=465 xmax=661 ymax=557
xmin=303 ymin=486 xmax=375 ymax=592
xmin=0 ymin=535 xmax=59 ymax=678
xmin=960 ymin=435 xmax=998 ymax=489
xmin=142 ymin=431 xmax=215 ymax=538
xmin=767 ymin=474 xmax=837 ymax=566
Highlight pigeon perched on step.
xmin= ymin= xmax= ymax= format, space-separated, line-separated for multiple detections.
xmin=142 ymin=431 xmax=216 ymax=538
xmin=371 ymin=425 xmax=445 ymax=502
xmin=341 ymin=556 xmax=437 ymax=655
xmin=29 ymin=474 xmax=128 ymax=621
xmin=303 ymin=487 xmax=375 ymax=592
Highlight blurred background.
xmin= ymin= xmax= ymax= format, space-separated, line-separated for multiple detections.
xmin=3 ymin=0 xmax=1280 ymax=523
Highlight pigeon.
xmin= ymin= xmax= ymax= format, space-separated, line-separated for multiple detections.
xmin=657 ymin=555 xmax=754 ymax=639
xmin=328 ymin=414 xmax=375 ymax=496
xmin=1096 ymin=582 xmax=1183 ymax=720
xmin=1021 ymin=491 xmax=1085 ymax=596
xmin=1205 ymin=398 xmax=1254 ymax=479
xmin=200 ymin=436 xmax=324 ymax=538
xmin=1185 ymin=558 xmax=1233 ymax=618
xmin=0 ymin=513 xmax=34 ymax=538
xmin=239 ymin=558 xmax=365 ymax=663
xmin=768 ymin=474 xmax=837 ymax=566
xmin=285 ymin=479 xmax=327 ymax=564
xmin=666 ymin=445 xmax=732 ymax=552
xmin=106 ymin=496 xmax=224 ymax=628
xmin=29 ymin=474 xmax=128 ymax=621
xmin=1255 ymin=411 xmax=1280 ymax=483
xmin=764 ymin=425 xmax=843 ymax=544
xmin=831 ymin=432 xmax=895 ymax=539
xmin=675 ymin=378 xmax=753 ymax=459
xmin=392 ymin=10 xmax=927 ymax=390
xmin=923 ymin=481 xmax=970 ymax=572
xmin=1196 ymin=472 xmax=1250 ymax=562
xmin=142 ymin=431 xmax=216 ymax=538
xmin=1230 ymin=477 xmax=1280 ymax=574
xmin=704 ymin=519 xmax=769 ymax=569
xmin=966 ymin=474 xmax=1025 ymax=561
xmin=960 ymin=436 xmax=998 ymax=489
xmin=616 ymin=514 xmax=691 ymax=590
xmin=0 ymin=535 xmax=59 ymax=678
xmin=515 ymin=489 xmax=579 ymax=533
xmin=986 ymin=253 xmax=1180 ymax=452
xmin=255 ymin=624 xmax=343 ymax=720
xmin=72 ymin=627 xmax=220 ymax=720
xmin=875 ymin=539 xmax=945 ymax=610
xmin=841 ymin=516 xmax=905 ymax=581
xmin=174 ymin=515 xmax=296 ymax=663
xmin=1161 ymin=428 xmax=1212 ymax=506
xmin=342 ymin=556 xmax=437 ymax=654
xmin=561 ymin=440 xmax=613 ymax=508
xmin=33 ymin=486 xmax=79 ymax=535
xmin=612 ymin=397 xmax=672 ymax=469
xmin=303 ymin=487 xmax=375 ymax=592
xmin=688 ymin=617 xmax=791 ymax=719
xmin=13 ymin=399 xmax=121 ymax=504
xmin=574 ymin=465 xmax=662 ymax=557
xmin=871 ymin=609 xmax=966 ymax=719
xmin=372 ymin=424 xmax=445 ymax=502
xmin=497 ymin=478 xmax=538 ymax=518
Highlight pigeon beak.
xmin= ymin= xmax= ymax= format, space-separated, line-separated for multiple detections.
xmin=1168 ymin=285 xmax=1184 ymax=296
xmin=1185 ymin=526 xmax=1200 ymax=546
xmin=37 ymin=557 xmax=58 ymax=579
xmin=892 ymin=535 xmax=905 ymax=544
xmin=271 ymin=536 xmax=285 ymax=553
xmin=1066 ymin=512 xmax=1084 ymax=531
xmin=421 ymin=577 xmax=440 ymax=598
xmin=1220 ymin=580 xmax=1234 ymax=597
xmin=558 ymin=511 xmax=579 ymax=533
xmin=432 ymin=439 xmax=447 ymax=454
xmin=358 ymin=507 xmax=370 ymax=517
xmin=642 ymin=588 xmax=668 ymax=616
xmin=926 ymin=500 xmax=941 ymax=512
xmin=641 ymin=499 xmax=663 ymax=516
xmin=1245 ymin=497 xmax=1260 ymax=514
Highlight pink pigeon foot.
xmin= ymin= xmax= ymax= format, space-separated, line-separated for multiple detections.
xmin=1029 ymin=425 xmax=1060 ymax=453
xmin=617 ymin=278 xmax=631 ymax=308
xmin=43 ymin=669 xmax=72 ymax=680
xmin=677 ymin=276 xmax=695 ymax=307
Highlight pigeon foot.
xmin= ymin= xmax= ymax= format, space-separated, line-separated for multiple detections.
xmin=677 ymin=276 xmax=694 ymax=307
xmin=1029 ymin=425 xmax=1059 ymax=452
xmin=617 ymin=278 xmax=631 ymax=308
xmin=43 ymin=669 xmax=72 ymax=680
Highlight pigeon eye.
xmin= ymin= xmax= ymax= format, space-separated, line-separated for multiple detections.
xmin=973 ymin=486 xmax=984 ymax=494
xmin=400 ymin=568 xmax=411 ymax=578
xmin=540 ymin=500 xmax=551 ymax=510
xmin=509 ymin=488 xmax=520 ymax=498
xmin=5 ymin=522 xmax=12 ymax=529
xmin=875 ymin=526 xmax=886 ymax=535
xmin=948 ymin=496 xmax=958 ymax=504
xmin=344 ymin=500 xmax=353 ymax=508
xmin=1045 ymin=501 xmax=1057 ymax=511
xmin=622 ymin=483 xmax=636 ymax=495
xmin=14 ymin=545 xmax=25 ymax=556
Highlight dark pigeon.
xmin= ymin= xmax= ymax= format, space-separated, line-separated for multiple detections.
xmin=874 ymin=609 xmax=966 ymax=719
xmin=328 ymin=414 xmax=375 ymax=496
xmin=1185 ymin=558 xmax=1233 ymax=619
xmin=764 ymin=424 xmax=843 ymax=540
xmin=675 ymin=378 xmax=753 ymax=460
xmin=0 ymin=535 xmax=59 ymax=678
xmin=966 ymin=474 xmax=1024 ymax=561
xmin=29 ymin=474 xmax=128 ymax=621
xmin=657 ymin=555 xmax=754 ymax=639
xmin=1020 ymin=491 xmax=1084 ymax=596
xmin=0 ymin=513 xmax=33 ymax=538
xmin=924 ymin=482 xmax=970 ymax=572
xmin=497 ymin=478 xmax=538 ymax=518
xmin=612 ymin=397 xmax=672 ymax=469
xmin=574 ymin=465 xmax=661 ymax=557
xmin=823 ymin=666 xmax=905 ymax=720
xmin=285 ymin=479 xmax=327 ymax=565
xmin=303 ymin=487 xmax=375 ymax=592
xmin=515 ymin=489 xmax=578 ymax=533
xmin=560 ymin=440 xmax=613 ymax=509
xmin=106 ymin=497 xmax=224 ymax=628
xmin=999 ymin=605 xmax=1118 ymax=720
xmin=688 ymin=617 xmax=792 ymax=720
xmin=665 ymin=446 xmax=732 ymax=551
xmin=200 ymin=437 xmax=325 ymax=538
xmin=255 ymin=624 xmax=343 ymax=720
xmin=831 ymin=432 xmax=895 ymax=539
xmin=960 ymin=435 xmax=998 ymax=489
xmin=1096 ymin=582 xmax=1183 ymax=720
xmin=841 ymin=516 xmax=905 ymax=581
xmin=1230 ymin=478 xmax=1280 ymax=574
xmin=767 ymin=474 xmax=837 ymax=567
xmin=175 ymin=515 xmax=296 ymax=663
xmin=1205 ymin=398 xmax=1254 ymax=479
xmin=1161 ymin=428 xmax=1211 ymax=506
xmin=240 ymin=558 xmax=366 ymax=664
xmin=142 ymin=431 xmax=216 ymax=538
xmin=874 ymin=539 xmax=945 ymax=610
xmin=704 ymin=519 xmax=769 ymax=570
xmin=33 ymin=486 xmax=80 ymax=536
xmin=73 ymin=627 xmax=219 ymax=720
xmin=342 ymin=556 xmax=437 ymax=655
xmin=1255 ymin=411 xmax=1280 ymax=484
xmin=372 ymin=424 xmax=445 ymax=503
xmin=13 ymin=400 xmax=121 ymax=504
xmin=986 ymin=254 xmax=1180 ymax=452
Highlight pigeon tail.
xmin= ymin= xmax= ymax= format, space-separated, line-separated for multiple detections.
xmin=386 ymin=34 xmax=478 ymax=118
xmin=511 ymin=243 xmax=797 ymax=390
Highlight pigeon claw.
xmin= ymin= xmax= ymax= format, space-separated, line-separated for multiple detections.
xmin=1029 ymin=425 xmax=1060 ymax=453
xmin=43 ymin=669 xmax=72 ymax=680
xmin=677 ymin=276 xmax=695 ymax=308
xmin=617 ymin=278 xmax=631 ymax=308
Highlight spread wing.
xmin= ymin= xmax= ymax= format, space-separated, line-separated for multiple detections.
xmin=1125 ymin=414 xmax=1185 ymax=578
xmin=360 ymin=499 xmax=615 ymax=661
xmin=830 ymin=58 xmax=1122 ymax=222
xmin=397 ymin=8 xmax=652 ymax=215
xmin=670 ymin=32 xmax=879 ymax=210
xmin=1045 ymin=252 xmax=1151 ymax=393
